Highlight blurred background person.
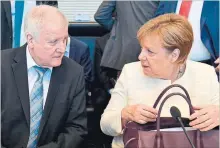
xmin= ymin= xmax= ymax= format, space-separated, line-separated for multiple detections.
xmin=65 ymin=36 xmax=93 ymax=98
xmin=155 ymin=0 xmax=219 ymax=72
xmin=100 ymin=14 xmax=219 ymax=148
xmin=1 ymin=0 xmax=58 ymax=50
xmin=94 ymin=1 xmax=159 ymax=73
xmin=91 ymin=33 xmax=114 ymax=148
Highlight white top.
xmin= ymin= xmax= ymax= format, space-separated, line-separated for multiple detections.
xmin=100 ymin=60 xmax=219 ymax=148
xmin=26 ymin=46 xmax=52 ymax=109
xmin=176 ymin=0 xmax=211 ymax=61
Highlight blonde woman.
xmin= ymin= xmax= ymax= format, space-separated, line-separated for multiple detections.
xmin=100 ymin=14 xmax=219 ymax=148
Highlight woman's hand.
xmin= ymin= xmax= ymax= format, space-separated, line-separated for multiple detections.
xmin=189 ymin=105 xmax=219 ymax=131
xmin=121 ymin=104 xmax=158 ymax=124
xmin=214 ymin=57 xmax=220 ymax=72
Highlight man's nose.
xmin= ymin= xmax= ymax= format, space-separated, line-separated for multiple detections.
xmin=56 ymin=41 xmax=66 ymax=53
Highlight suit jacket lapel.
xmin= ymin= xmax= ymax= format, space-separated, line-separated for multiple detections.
xmin=168 ymin=1 xmax=178 ymax=13
xmin=11 ymin=44 xmax=30 ymax=127
xmin=37 ymin=62 xmax=64 ymax=139
xmin=2 ymin=1 xmax=12 ymax=32
xmin=200 ymin=1 xmax=217 ymax=60
xmin=200 ymin=1 xmax=208 ymax=35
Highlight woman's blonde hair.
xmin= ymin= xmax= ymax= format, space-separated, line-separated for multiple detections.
xmin=137 ymin=13 xmax=193 ymax=63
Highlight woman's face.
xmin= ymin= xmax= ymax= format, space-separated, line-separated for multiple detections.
xmin=138 ymin=35 xmax=175 ymax=79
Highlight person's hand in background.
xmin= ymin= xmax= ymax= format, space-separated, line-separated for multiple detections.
xmin=214 ymin=57 xmax=220 ymax=72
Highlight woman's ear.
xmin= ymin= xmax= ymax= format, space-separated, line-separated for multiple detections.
xmin=171 ymin=48 xmax=180 ymax=63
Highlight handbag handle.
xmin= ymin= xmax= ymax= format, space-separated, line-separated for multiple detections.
xmin=153 ymin=84 xmax=192 ymax=112
xmin=156 ymin=92 xmax=194 ymax=133
xmin=153 ymin=84 xmax=195 ymax=148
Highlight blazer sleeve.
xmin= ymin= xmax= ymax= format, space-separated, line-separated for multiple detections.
xmin=100 ymin=65 xmax=128 ymax=136
xmin=39 ymin=68 xmax=87 ymax=148
xmin=94 ymin=1 xmax=116 ymax=31
xmin=94 ymin=36 xmax=115 ymax=91
xmin=154 ymin=1 xmax=166 ymax=17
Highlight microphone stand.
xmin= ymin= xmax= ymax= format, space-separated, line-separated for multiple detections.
xmin=177 ymin=117 xmax=195 ymax=148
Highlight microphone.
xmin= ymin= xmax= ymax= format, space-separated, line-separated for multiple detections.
xmin=170 ymin=106 xmax=195 ymax=148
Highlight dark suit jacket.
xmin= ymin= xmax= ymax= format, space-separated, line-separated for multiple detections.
xmin=93 ymin=33 xmax=117 ymax=92
xmin=1 ymin=44 xmax=87 ymax=148
xmin=155 ymin=1 xmax=219 ymax=64
xmin=92 ymin=33 xmax=119 ymax=112
xmin=0 ymin=1 xmax=58 ymax=50
xmin=1 ymin=1 xmax=12 ymax=50
xmin=91 ymin=33 xmax=113 ymax=147
xmin=69 ymin=37 xmax=93 ymax=85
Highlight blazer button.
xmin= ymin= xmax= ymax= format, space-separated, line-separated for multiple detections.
xmin=9 ymin=36 xmax=12 ymax=39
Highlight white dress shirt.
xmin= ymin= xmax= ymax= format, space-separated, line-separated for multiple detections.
xmin=26 ymin=46 xmax=52 ymax=108
xmin=176 ymin=0 xmax=211 ymax=61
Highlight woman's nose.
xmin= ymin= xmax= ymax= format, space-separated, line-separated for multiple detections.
xmin=138 ymin=50 xmax=146 ymax=61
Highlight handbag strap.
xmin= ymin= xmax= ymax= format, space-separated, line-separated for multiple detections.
xmin=156 ymin=92 xmax=195 ymax=133
xmin=154 ymin=92 xmax=195 ymax=148
xmin=153 ymin=84 xmax=191 ymax=109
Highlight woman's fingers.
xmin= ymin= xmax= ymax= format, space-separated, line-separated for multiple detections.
xmin=140 ymin=109 xmax=157 ymax=119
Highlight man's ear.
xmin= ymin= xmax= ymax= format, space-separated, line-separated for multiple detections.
xmin=171 ymin=48 xmax=180 ymax=63
xmin=26 ymin=33 xmax=34 ymax=48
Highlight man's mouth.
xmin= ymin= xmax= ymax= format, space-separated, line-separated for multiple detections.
xmin=53 ymin=55 xmax=62 ymax=58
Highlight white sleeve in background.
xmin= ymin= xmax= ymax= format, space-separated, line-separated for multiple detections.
xmin=20 ymin=1 xmax=36 ymax=46
xmin=100 ymin=65 xmax=128 ymax=137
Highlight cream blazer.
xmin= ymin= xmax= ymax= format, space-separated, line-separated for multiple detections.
xmin=100 ymin=60 xmax=219 ymax=148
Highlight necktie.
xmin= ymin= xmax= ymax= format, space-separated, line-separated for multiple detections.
xmin=179 ymin=0 xmax=192 ymax=18
xmin=13 ymin=0 xmax=24 ymax=48
xmin=27 ymin=66 xmax=48 ymax=148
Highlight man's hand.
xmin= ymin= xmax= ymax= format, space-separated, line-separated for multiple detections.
xmin=121 ymin=104 xmax=158 ymax=124
xmin=214 ymin=58 xmax=220 ymax=72
xmin=189 ymin=105 xmax=219 ymax=131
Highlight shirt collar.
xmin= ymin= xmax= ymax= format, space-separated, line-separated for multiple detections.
xmin=26 ymin=46 xmax=53 ymax=71
xmin=65 ymin=37 xmax=71 ymax=56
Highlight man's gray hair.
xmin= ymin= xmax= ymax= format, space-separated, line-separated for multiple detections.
xmin=24 ymin=5 xmax=68 ymax=39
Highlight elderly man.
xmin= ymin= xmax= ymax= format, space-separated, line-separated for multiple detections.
xmin=1 ymin=5 xmax=87 ymax=148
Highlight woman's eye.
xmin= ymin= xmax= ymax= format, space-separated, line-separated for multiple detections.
xmin=148 ymin=50 xmax=153 ymax=53
xmin=147 ymin=49 xmax=155 ymax=55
